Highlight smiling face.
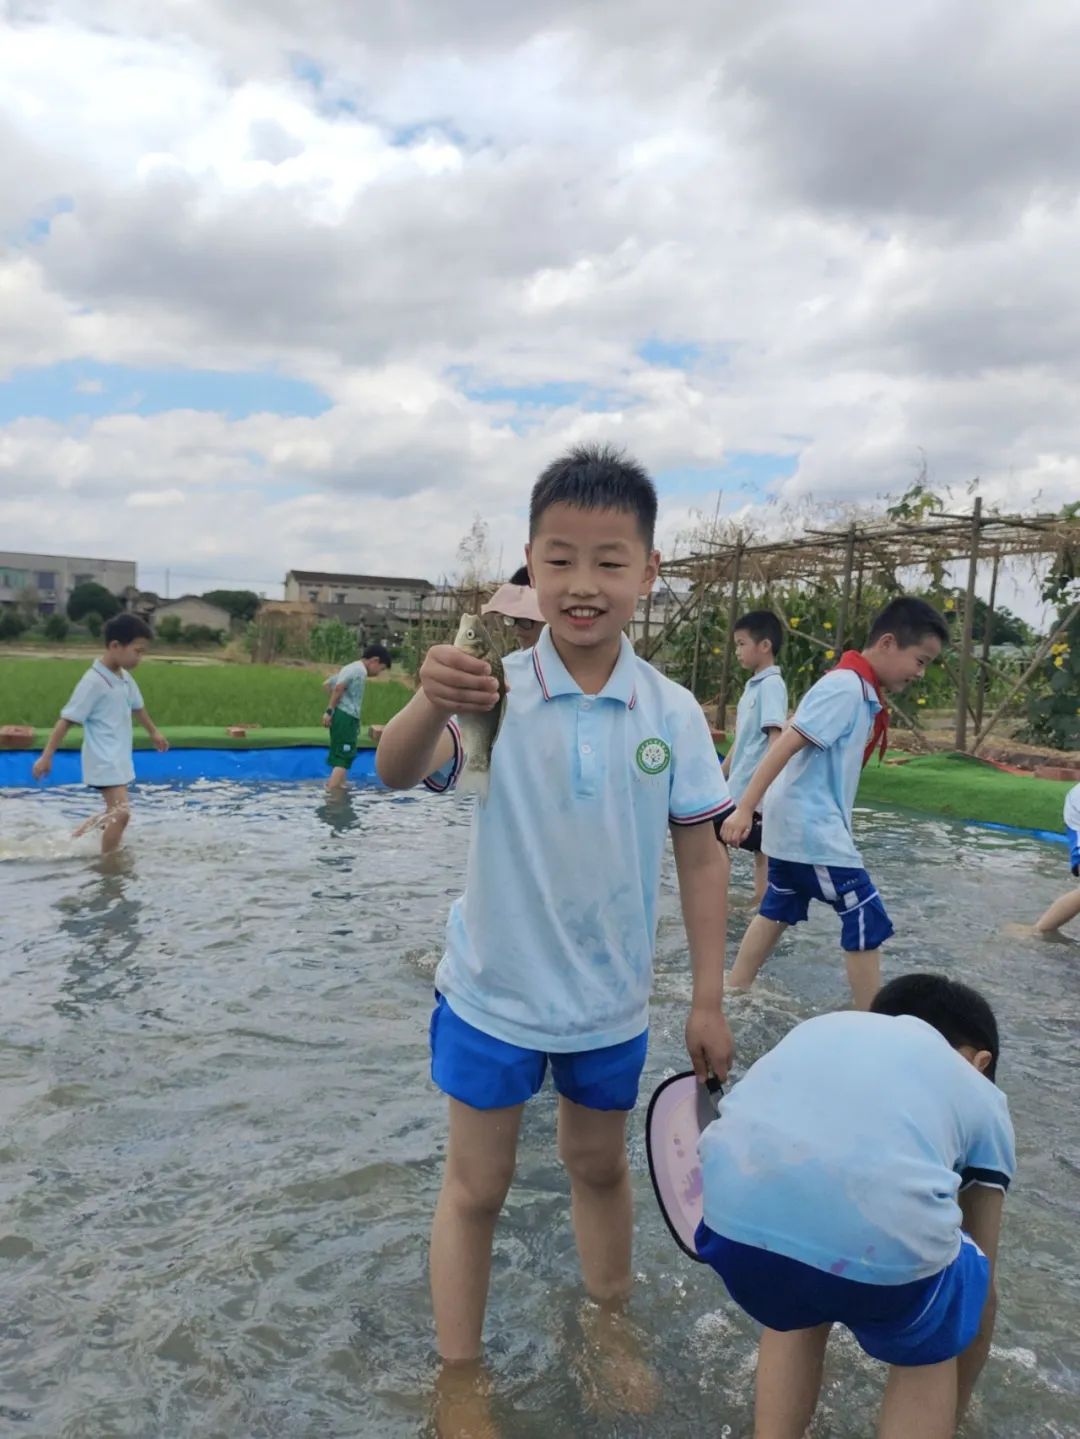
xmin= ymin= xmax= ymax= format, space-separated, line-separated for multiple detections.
xmin=526 ymin=503 xmax=659 ymax=654
xmin=869 ymin=631 xmax=943 ymax=693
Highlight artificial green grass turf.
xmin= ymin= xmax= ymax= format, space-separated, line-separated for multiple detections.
xmin=857 ymin=752 xmax=1072 ymax=833
xmin=0 ymin=657 xmax=410 ymax=729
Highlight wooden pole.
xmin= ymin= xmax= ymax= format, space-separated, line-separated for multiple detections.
xmin=836 ymin=523 xmax=857 ymax=651
xmin=971 ymin=600 xmax=1080 ymax=753
xmin=974 ymin=550 xmax=999 ymax=732
xmin=716 ymin=542 xmax=744 ymax=727
xmin=689 ymin=579 xmax=709 ymax=696
xmin=954 ymin=497 xmax=982 ymax=751
xmin=641 ymin=586 xmax=653 ymax=654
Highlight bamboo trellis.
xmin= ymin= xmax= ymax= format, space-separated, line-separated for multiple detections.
xmin=654 ymin=507 xmax=1080 ymax=753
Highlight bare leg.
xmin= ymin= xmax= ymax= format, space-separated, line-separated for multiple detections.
xmin=430 ymin=1099 xmax=523 ymax=1363
xmin=433 ymin=1359 xmax=500 ymax=1439
xmin=729 ymin=915 xmax=788 ymax=991
xmin=753 ymin=1324 xmax=831 ymax=1439
xmin=558 ymin=1098 xmax=657 ymax=1414
xmin=557 ymin=1098 xmax=633 ymax=1302
xmin=752 ymin=849 xmax=768 ymax=909
xmin=97 ymin=786 xmax=130 ymax=854
xmin=325 ymin=766 xmax=349 ymax=791
xmin=845 ymin=948 xmax=881 ymax=1010
xmin=1034 ymin=887 xmax=1080 ymax=936
xmin=878 ymin=1359 xmax=956 ymax=1439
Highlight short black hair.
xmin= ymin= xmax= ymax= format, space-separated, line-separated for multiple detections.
xmin=363 ymin=643 xmax=392 ymax=668
xmin=871 ymin=973 xmax=1000 ymax=1082
xmin=867 ymin=596 xmax=949 ymax=650
xmin=509 ymin=564 xmax=531 ymax=587
xmin=734 ymin=609 xmax=783 ymax=657
xmin=529 ymin=442 xmax=658 ymax=549
xmin=104 ymin=613 xmax=153 ymax=645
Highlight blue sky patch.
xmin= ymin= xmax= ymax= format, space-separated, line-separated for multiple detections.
xmin=0 ymin=361 xmax=331 ymax=424
xmin=637 ymin=338 xmax=703 ymax=369
xmin=656 ymin=450 xmax=800 ymax=500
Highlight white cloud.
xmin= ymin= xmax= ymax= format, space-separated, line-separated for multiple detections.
xmin=1 ymin=0 xmax=1078 ymax=611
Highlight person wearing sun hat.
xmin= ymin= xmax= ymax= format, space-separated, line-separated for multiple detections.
xmin=480 ymin=564 xmax=545 ymax=649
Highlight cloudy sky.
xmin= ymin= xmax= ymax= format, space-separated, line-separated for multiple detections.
xmin=2 ymin=0 xmax=1078 ymax=603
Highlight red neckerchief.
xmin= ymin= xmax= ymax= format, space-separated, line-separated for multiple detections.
xmin=831 ymin=650 xmax=889 ymax=766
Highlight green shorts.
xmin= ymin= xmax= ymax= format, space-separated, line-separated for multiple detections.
xmin=326 ymin=709 xmax=361 ymax=769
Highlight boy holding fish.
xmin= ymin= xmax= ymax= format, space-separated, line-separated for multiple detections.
xmin=377 ymin=443 xmax=735 ymax=1397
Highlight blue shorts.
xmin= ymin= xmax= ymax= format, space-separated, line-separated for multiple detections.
xmin=429 ymin=993 xmax=648 ymax=1111
xmin=760 ymin=859 xmax=894 ymax=952
xmin=696 ymin=1225 xmax=989 ymax=1367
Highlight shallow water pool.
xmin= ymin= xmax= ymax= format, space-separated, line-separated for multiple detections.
xmin=1 ymin=783 xmax=1078 ymax=1437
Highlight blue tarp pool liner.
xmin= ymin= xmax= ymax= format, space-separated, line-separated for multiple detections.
xmin=0 ymin=747 xmax=379 ymax=788
xmin=964 ymin=819 xmax=1067 ymax=846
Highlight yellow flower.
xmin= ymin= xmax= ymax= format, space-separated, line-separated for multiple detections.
xmin=790 ymin=616 xmax=801 ymax=627
xmin=1051 ymin=642 xmax=1067 ymax=655
xmin=824 ymin=621 xmax=833 ymax=630
xmin=944 ymin=598 xmax=955 ymax=611
xmin=711 ymin=646 xmax=722 ymax=655
xmin=825 ymin=649 xmax=835 ymax=659
xmin=1054 ymin=655 xmax=1065 ymax=668
xmin=917 ymin=697 xmax=927 ymax=706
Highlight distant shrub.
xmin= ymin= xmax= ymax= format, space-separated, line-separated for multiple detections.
xmin=44 ymin=614 xmax=69 ymax=640
xmin=84 ymin=611 xmax=103 ymax=637
xmin=0 ymin=609 xmax=28 ymax=640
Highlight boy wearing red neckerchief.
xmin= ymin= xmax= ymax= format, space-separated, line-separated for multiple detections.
xmin=720 ymin=597 xmax=948 ymax=1008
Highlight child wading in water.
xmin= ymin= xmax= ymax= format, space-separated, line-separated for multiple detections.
xmin=32 ymin=613 xmax=168 ymax=852
xmin=720 ymin=610 xmax=788 ymax=907
xmin=722 ymin=596 xmax=948 ymax=1008
xmin=378 ymin=444 xmax=735 ymax=1427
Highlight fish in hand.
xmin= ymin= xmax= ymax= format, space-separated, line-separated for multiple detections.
xmin=452 ymin=613 xmax=507 ymax=799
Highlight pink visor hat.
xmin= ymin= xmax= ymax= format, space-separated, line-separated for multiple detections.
xmin=481 ymin=583 xmax=545 ymax=624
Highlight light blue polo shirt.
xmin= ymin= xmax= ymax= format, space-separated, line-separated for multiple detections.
xmin=330 ymin=661 xmax=368 ymax=719
xmin=428 ymin=627 xmax=734 ymax=1052
xmin=700 ymin=1010 xmax=1015 ymax=1285
xmin=60 ymin=660 xmax=144 ymax=788
xmin=727 ymin=665 xmax=788 ymax=802
xmin=761 ymin=669 xmax=878 ymax=868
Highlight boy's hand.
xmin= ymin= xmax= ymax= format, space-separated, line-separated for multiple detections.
xmin=419 ymin=644 xmax=502 ymax=716
xmin=685 ymin=1002 xmax=733 ymax=1083
xmin=153 ymin=733 xmax=170 ymax=753
xmin=31 ymin=754 xmax=52 ymax=780
xmin=720 ymin=805 xmax=753 ymax=846
xmin=322 ymin=711 xmax=333 ymax=729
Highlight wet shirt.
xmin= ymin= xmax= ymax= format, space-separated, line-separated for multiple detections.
xmin=428 ymin=627 xmax=735 ymax=1052
xmin=700 ymin=1011 xmax=1015 ymax=1285
xmin=727 ymin=665 xmax=788 ymax=803
xmin=331 ymin=661 xmax=368 ymax=719
xmin=61 ymin=660 xmax=144 ymax=787
xmin=761 ymin=669 xmax=879 ymax=867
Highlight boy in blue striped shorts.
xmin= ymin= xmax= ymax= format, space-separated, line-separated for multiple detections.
xmin=722 ymin=597 xmax=948 ymax=1008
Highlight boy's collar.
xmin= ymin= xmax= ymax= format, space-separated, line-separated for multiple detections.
xmin=532 ymin=625 xmax=638 ymax=708
xmin=747 ymin=664 xmax=780 ymax=685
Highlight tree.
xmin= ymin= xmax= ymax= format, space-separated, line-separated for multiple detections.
xmin=202 ymin=589 xmax=260 ymax=623
xmin=309 ymin=618 xmax=357 ymax=664
xmin=68 ymin=582 xmax=120 ymax=622
xmin=457 ymin=513 xmax=491 ymax=591
xmin=44 ymin=614 xmax=69 ymax=640
xmin=157 ymin=615 xmax=183 ymax=643
xmin=84 ymin=611 xmax=103 ymax=637
xmin=0 ymin=609 xmax=28 ymax=640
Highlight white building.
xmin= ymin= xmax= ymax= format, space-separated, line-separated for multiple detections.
xmin=0 ymin=550 xmax=137 ymax=616
xmin=153 ymin=596 xmax=232 ymax=632
xmin=284 ymin=569 xmax=433 ymax=619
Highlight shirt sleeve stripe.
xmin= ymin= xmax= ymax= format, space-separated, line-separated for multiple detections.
xmin=422 ymin=719 xmax=464 ymax=793
xmin=670 ymin=801 xmax=737 ymax=826
xmin=791 ymin=722 xmax=827 ymax=749
xmin=959 ymin=1166 xmax=1011 ymax=1192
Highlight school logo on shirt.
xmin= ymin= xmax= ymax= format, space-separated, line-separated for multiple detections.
xmin=636 ymin=738 xmax=671 ymax=775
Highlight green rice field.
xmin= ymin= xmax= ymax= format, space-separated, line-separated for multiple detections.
xmin=0 ymin=657 xmax=412 ymax=730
